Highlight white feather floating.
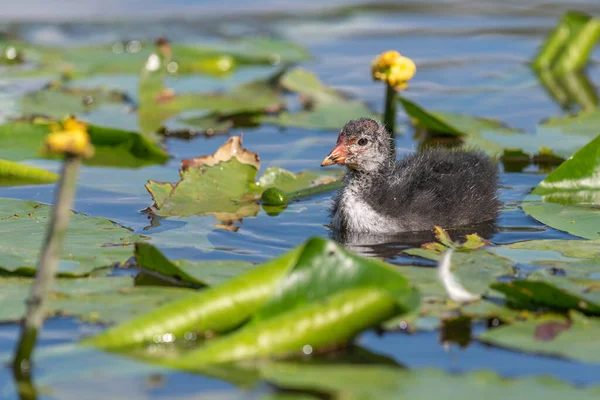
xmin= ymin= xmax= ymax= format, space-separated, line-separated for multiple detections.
xmin=437 ymin=249 xmax=481 ymax=303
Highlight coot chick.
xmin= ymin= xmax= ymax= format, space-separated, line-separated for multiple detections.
xmin=321 ymin=118 xmax=499 ymax=233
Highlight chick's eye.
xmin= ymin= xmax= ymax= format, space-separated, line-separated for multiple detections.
xmin=357 ymin=138 xmax=368 ymax=146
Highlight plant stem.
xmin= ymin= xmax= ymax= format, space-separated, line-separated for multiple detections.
xmin=383 ymin=82 xmax=397 ymax=157
xmin=13 ymin=155 xmax=81 ymax=378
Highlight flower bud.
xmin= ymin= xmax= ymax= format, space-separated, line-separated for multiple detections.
xmin=371 ymin=50 xmax=416 ymax=90
xmin=44 ymin=117 xmax=94 ymax=158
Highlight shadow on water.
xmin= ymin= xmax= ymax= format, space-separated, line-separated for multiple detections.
xmin=330 ymin=220 xmax=497 ymax=259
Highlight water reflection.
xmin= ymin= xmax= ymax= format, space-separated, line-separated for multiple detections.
xmin=330 ymin=220 xmax=497 ymax=259
xmin=536 ymin=69 xmax=598 ymax=112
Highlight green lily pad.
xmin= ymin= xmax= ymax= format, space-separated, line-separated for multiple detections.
xmin=0 ymin=121 xmax=169 ymax=168
xmin=19 ymin=86 xmax=130 ymax=119
xmin=261 ymin=363 xmax=600 ymax=399
xmin=523 ymin=134 xmax=600 ymax=239
xmin=264 ymin=68 xmax=379 ymax=130
xmin=388 ymin=246 xmax=516 ymax=331
xmin=3 ymin=36 xmax=309 ymax=79
xmin=0 ymin=276 xmax=132 ymax=322
xmin=146 ymin=136 xmax=342 ymax=219
xmin=479 ymin=312 xmax=600 ymax=364
xmin=0 ymin=276 xmax=192 ymax=324
xmin=0 ymin=159 xmax=58 ymax=186
xmin=0 ymin=197 xmax=142 ymax=276
xmin=138 ymin=54 xmax=282 ymax=135
xmin=86 ymin=237 xmax=418 ymax=365
xmin=134 ymin=242 xmax=254 ymax=287
xmin=492 ymin=275 xmax=600 ymax=315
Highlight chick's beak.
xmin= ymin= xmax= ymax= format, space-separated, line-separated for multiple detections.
xmin=321 ymin=137 xmax=349 ymax=167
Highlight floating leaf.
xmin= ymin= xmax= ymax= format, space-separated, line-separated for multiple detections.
xmin=492 ymin=275 xmax=600 ymax=315
xmin=3 ymin=36 xmax=309 ymax=78
xmin=389 ymin=246 xmax=516 ymax=331
xmin=0 ymin=276 xmax=191 ymax=324
xmin=523 ymin=134 xmax=600 ymax=239
xmin=479 ymin=312 xmax=600 ymax=364
xmin=0 ymin=198 xmax=141 ymax=276
xmin=0 ymin=121 xmax=169 ymax=168
xmin=19 ymin=86 xmax=131 ymax=119
xmin=0 ymin=159 xmax=58 ymax=186
xmin=138 ymin=50 xmax=282 ymax=135
xmin=264 ymin=68 xmax=379 ymax=130
xmin=261 ymin=363 xmax=600 ymax=399
xmin=146 ymin=136 xmax=342 ymax=219
xmin=134 ymin=242 xmax=254 ymax=287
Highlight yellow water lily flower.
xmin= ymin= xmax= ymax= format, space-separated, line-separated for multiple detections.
xmin=371 ymin=50 xmax=416 ymax=90
xmin=44 ymin=117 xmax=94 ymax=158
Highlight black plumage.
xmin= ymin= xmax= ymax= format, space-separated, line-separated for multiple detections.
xmin=321 ymin=118 xmax=500 ymax=234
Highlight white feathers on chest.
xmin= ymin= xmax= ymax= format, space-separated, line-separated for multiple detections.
xmin=331 ymin=179 xmax=390 ymax=233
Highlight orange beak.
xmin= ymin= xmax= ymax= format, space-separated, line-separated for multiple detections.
xmin=321 ymin=135 xmax=349 ymax=167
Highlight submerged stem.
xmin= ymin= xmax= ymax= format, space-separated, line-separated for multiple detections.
xmin=383 ymin=83 xmax=397 ymax=157
xmin=13 ymin=155 xmax=81 ymax=378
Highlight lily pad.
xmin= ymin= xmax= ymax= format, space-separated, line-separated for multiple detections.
xmin=389 ymin=246 xmax=516 ymax=331
xmin=261 ymin=363 xmax=600 ymax=399
xmin=0 ymin=197 xmax=142 ymax=276
xmin=264 ymin=68 xmax=379 ymax=130
xmin=0 ymin=159 xmax=58 ymax=186
xmin=479 ymin=312 xmax=600 ymax=364
xmin=523 ymin=134 xmax=600 ymax=239
xmin=3 ymin=36 xmax=310 ymax=79
xmin=134 ymin=242 xmax=254 ymax=287
xmin=0 ymin=276 xmax=192 ymax=324
xmin=86 ymin=237 xmax=419 ymax=365
xmin=491 ymin=275 xmax=600 ymax=315
xmin=138 ymin=55 xmax=282 ymax=136
xmin=0 ymin=121 xmax=169 ymax=168
xmin=146 ymin=136 xmax=342 ymax=220
xmin=19 ymin=86 xmax=131 ymax=119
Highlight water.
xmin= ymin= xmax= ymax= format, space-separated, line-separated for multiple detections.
xmin=1 ymin=1 xmax=598 ymax=397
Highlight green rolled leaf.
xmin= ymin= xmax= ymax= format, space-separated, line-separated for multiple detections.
xmin=0 ymin=159 xmax=58 ymax=186
xmin=532 ymin=11 xmax=591 ymax=70
xmin=86 ymin=237 xmax=419 ymax=362
xmin=553 ymin=18 xmax=600 ymax=74
xmin=522 ymin=134 xmax=600 ymax=239
xmin=532 ymin=11 xmax=600 ymax=74
xmin=173 ymin=287 xmax=398 ymax=366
